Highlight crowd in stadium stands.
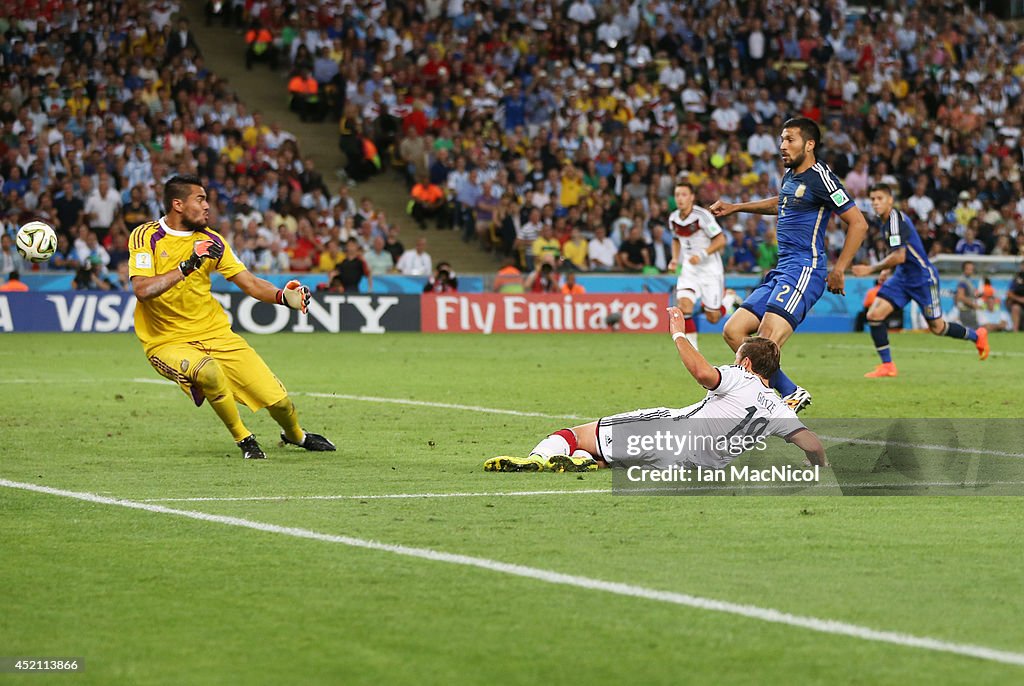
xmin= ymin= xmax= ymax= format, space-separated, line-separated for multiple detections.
xmin=261 ymin=0 xmax=1022 ymax=277
xmin=0 ymin=0 xmax=415 ymax=293
xmin=1 ymin=0 xmax=1023 ymax=310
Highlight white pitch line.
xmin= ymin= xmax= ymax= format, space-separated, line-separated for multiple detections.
xmin=4 ymin=477 xmax=1024 ymax=668
xmin=824 ymin=343 xmax=1024 ymax=358
xmin=298 ymin=391 xmax=587 ymax=420
xmin=141 ymin=488 xmax=610 ymax=502
xmin=140 ymin=480 xmax=1024 ymax=502
xmin=128 ymin=379 xmax=586 ymax=420
xmin=817 ymin=435 xmax=1024 ymax=459
xmin=0 ymin=379 xmax=100 ymax=384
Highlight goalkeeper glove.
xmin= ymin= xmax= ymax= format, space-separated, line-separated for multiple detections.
xmin=179 ymin=240 xmax=224 ymax=276
xmin=276 ymin=279 xmax=311 ymax=314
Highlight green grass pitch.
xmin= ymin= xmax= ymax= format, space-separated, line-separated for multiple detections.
xmin=2 ymin=331 xmax=1024 ymax=685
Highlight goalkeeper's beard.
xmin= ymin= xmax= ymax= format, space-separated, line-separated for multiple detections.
xmin=181 ymin=215 xmax=208 ymax=231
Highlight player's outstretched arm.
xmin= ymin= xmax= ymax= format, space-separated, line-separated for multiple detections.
xmin=230 ymin=271 xmax=311 ymax=314
xmin=667 ymin=306 xmax=720 ymax=389
xmin=709 ymin=196 xmax=778 ymax=217
xmin=788 ymin=429 xmax=828 ymax=466
xmin=132 ymin=270 xmax=186 ymax=301
xmin=851 ymin=248 xmax=906 ymax=277
xmin=827 ymin=206 xmax=870 ymax=295
xmin=132 ymin=240 xmax=225 ymax=301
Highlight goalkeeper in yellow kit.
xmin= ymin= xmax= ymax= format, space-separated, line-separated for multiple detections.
xmin=129 ymin=175 xmax=335 ymax=459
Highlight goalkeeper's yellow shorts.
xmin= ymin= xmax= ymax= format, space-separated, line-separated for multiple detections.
xmin=147 ymin=333 xmax=288 ymax=411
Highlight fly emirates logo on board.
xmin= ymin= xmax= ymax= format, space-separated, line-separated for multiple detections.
xmin=422 ymin=294 xmax=668 ymax=334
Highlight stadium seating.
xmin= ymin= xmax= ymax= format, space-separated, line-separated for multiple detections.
xmin=271 ymin=0 xmax=1023 ymax=278
xmin=0 ymin=1 xmax=1020 ymax=292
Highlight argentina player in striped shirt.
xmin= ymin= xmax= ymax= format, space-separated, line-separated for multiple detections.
xmin=710 ymin=117 xmax=869 ymax=413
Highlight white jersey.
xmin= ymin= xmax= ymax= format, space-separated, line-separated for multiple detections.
xmin=669 ymin=205 xmax=723 ymax=276
xmin=597 ymin=365 xmax=805 ymax=470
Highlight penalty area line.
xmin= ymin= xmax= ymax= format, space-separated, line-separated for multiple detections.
xmin=140 ymin=488 xmax=610 ymax=502
xmin=299 ymin=391 xmax=587 ymax=420
xmin=4 ymin=477 xmax=1024 ymax=668
xmin=818 ymin=435 xmax=1024 ymax=459
xmin=139 ymin=480 xmax=1024 ymax=502
xmin=129 ymin=379 xmax=586 ymax=420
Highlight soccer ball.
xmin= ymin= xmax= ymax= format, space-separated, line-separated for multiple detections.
xmin=15 ymin=221 xmax=58 ymax=263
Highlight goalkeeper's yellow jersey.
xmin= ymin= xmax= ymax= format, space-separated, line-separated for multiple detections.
xmin=128 ymin=218 xmax=246 ymax=354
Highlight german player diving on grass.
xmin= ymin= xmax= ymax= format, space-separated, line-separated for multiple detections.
xmin=485 ymin=307 xmax=827 ymax=473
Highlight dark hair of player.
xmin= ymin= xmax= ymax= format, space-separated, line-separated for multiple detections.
xmin=674 ymin=181 xmax=696 ymax=194
xmin=737 ymin=336 xmax=781 ymax=379
xmin=782 ymin=117 xmax=821 ymax=149
xmin=868 ymin=183 xmax=893 ymax=196
xmin=165 ymin=174 xmax=204 ymax=213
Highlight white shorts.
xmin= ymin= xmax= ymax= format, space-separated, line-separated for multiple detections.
xmin=675 ymin=271 xmax=724 ymax=312
xmin=595 ymin=403 xmax=710 ymax=468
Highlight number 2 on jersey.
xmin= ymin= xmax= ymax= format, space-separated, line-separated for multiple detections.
xmin=775 ymin=284 xmax=792 ymax=303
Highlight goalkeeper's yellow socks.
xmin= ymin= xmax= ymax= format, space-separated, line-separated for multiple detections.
xmin=210 ymin=395 xmax=251 ymax=443
xmin=268 ymin=397 xmax=304 ymax=445
xmin=193 ymin=358 xmax=251 ymax=442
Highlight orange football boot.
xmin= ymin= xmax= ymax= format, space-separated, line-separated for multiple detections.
xmin=975 ymin=327 xmax=989 ymax=360
xmin=864 ymin=362 xmax=898 ymax=378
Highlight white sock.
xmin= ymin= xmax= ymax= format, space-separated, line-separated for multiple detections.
xmin=685 ymin=331 xmax=699 ymax=350
xmin=530 ymin=434 xmax=571 ymax=458
xmin=572 ymin=449 xmax=593 ymax=460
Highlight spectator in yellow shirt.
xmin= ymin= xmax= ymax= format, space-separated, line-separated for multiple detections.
xmin=561 ymin=227 xmax=589 ymax=271
xmin=317 ymin=239 xmax=344 ymax=272
xmin=531 ymin=224 xmax=561 ymax=264
xmin=954 ymin=191 xmax=978 ymax=228
xmin=221 ymin=134 xmax=245 ymax=165
xmin=559 ymin=164 xmax=586 ymax=209
xmin=242 ymin=111 xmax=271 ymax=147
xmin=66 ymin=84 xmax=91 ymax=118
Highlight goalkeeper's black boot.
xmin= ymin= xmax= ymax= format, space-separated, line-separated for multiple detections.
xmin=237 ymin=434 xmax=266 ymax=459
xmin=281 ymin=431 xmax=336 ymax=451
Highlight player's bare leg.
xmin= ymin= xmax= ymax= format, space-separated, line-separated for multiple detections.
xmin=676 ymin=294 xmax=700 ymax=349
xmin=756 ymin=312 xmax=810 ymax=411
xmin=700 ymin=303 xmax=725 ymax=353
xmin=723 ymin=308 xmax=760 ymax=352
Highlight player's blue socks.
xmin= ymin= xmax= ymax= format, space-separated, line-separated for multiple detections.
xmin=770 ymin=369 xmax=798 ymax=396
xmin=943 ymin=322 xmax=977 ymax=342
xmin=868 ymin=320 xmax=893 ymax=363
